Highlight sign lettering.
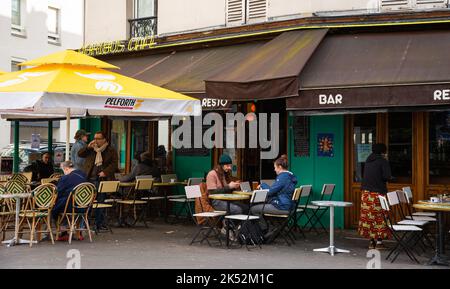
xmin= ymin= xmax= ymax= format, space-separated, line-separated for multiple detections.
xmin=434 ymin=89 xmax=450 ymax=101
xmin=319 ymin=94 xmax=343 ymax=105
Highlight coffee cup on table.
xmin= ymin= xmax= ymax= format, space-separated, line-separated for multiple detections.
xmin=170 ymin=179 xmax=175 ymax=183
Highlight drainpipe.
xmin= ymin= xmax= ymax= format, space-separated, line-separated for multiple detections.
xmin=13 ymin=121 xmax=19 ymax=173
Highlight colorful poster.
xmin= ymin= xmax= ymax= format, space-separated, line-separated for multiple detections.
xmin=357 ymin=144 xmax=372 ymax=162
xmin=317 ymin=133 xmax=334 ymax=157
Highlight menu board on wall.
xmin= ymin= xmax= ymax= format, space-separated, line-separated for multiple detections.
xmin=293 ymin=116 xmax=310 ymax=157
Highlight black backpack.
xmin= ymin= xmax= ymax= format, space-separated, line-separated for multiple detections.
xmin=237 ymin=221 xmax=265 ymax=246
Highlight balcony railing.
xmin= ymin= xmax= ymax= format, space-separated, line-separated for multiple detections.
xmin=128 ymin=16 xmax=157 ymax=39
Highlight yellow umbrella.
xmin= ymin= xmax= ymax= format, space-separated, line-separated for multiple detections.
xmin=0 ymin=50 xmax=202 ymax=160
xmin=19 ymin=49 xmax=118 ymax=69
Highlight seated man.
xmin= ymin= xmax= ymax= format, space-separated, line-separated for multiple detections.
xmin=52 ymin=161 xmax=87 ymax=240
xmin=118 ymin=152 xmax=161 ymax=182
xmin=25 ymin=152 xmax=54 ymax=182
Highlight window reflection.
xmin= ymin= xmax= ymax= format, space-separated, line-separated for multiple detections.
xmin=388 ymin=112 xmax=412 ymax=184
xmin=353 ymin=114 xmax=376 ymax=182
xmin=429 ymin=111 xmax=450 ymax=184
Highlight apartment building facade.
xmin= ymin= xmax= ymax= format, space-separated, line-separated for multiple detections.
xmin=0 ymin=0 xmax=84 ymax=150
xmin=82 ymin=0 xmax=450 ymax=228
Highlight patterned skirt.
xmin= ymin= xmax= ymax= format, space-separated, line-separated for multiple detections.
xmin=358 ymin=191 xmax=391 ymax=240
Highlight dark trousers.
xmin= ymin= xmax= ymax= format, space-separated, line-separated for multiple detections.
xmin=89 ymin=179 xmax=106 ymax=227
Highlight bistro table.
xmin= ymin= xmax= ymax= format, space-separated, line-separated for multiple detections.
xmin=232 ymin=191 xmax=254 ymax=197
xmin=414 ymin=201 xmax=450 ymax=266
xmin=0 ymin=193 xmax=34 ymax=247
xmin=312 ymin=200 xmax=353 ymax=256
xmin=209 ymin=194 xmax=250 ymax=248
xmin=153 ymin=182 xmax=188 ymax=222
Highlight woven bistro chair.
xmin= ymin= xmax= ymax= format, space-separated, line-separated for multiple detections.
xmin=49 ymin=173 xmax=62 ymax=179
xmin=0 ymin=185 xmax=15 ymax=241
xmin=18 ymin=184 xmax=57 ymax=247
xmin=9 ymin=173 xmax=29 ymax=184
xmin=56 ymin=182 xmax=97 ymax=244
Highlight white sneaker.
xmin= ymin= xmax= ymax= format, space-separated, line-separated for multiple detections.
xmin=220 ymin=227 xmax=227 ymax=235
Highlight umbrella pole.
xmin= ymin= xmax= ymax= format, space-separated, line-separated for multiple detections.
xmin=66 ymin=108 xmax=70 ymax=161
xmin=13 ymin=121 xmax=19 ymax=173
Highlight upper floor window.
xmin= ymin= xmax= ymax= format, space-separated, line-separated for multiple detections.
xmin=226 ymin=0 xmax=267 ymax=26
xmin=11 ymin=58 xmax=25 ymax=72
xmin=47 ymin=7 xmax=60 ymax=44
xmin=134 ymin=0 xmax=156 ymax=18
xmin=11 ymin=0 xmax=25 ymax=36
xmin=129 ymin=0 xmax=157 ymax=38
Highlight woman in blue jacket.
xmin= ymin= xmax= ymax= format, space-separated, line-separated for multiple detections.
xmin=251 ymin=155 xmax=298 ymax=215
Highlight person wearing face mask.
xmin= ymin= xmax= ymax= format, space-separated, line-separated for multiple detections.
xmin=358 ymin=143 xmax=393 ymax=250
xmin=205 ymin=154 xmax=247 ymax=214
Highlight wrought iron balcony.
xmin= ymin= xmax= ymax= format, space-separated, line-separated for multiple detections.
xmin=128 ymin=16 xmax=157 ymax=38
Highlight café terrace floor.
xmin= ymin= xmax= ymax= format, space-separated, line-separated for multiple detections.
xmin=0 ymin=220 xmax=446 ymax=269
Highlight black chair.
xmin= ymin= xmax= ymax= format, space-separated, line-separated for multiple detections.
xmin=302 ymin=184 xmax=335 ymax=234
xmin=263 ymin=187 xmax=303 ymax=246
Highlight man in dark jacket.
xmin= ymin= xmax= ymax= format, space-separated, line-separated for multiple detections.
xmin=25 ymin=152 xmax=54 ymax=182
xmin=78 ymin=131 xmax=118 ymax=230
xmin=52 ymin=161 xmax=87 ymax=221
xmin=361 ymin=143 xmax=392 ymax=195
xmin=119 ymin=152 xmax=161 ymax=182
xmin=78 ymin=131 xmax=118 ymax=182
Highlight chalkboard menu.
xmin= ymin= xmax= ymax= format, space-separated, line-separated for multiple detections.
xmin=175 ymin=117 xmax=211 ymax=157
xmin=293 ymin=116 xmax=310 ymax=157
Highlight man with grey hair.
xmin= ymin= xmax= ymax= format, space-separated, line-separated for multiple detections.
xmin=52 ymin=161 xmax=87 ymax=241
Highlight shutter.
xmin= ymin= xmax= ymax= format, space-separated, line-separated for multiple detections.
xmin=380 ymin=0 xmax=411 ymax=10
xmin=226 ymin=0 xmax=245 ymax=25
xmin=246 ymin=0 xmax=267 ymax=23
xmin=414 ymin=0 xmax=447 ymax=9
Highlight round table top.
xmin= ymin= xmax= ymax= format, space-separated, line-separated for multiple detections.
xmin=0 ymin=193 xmax=31 ymax=199
xmin=232 ymin=191 xmax=253 ymax=196
xmin=311 ymin=201 xmax=353 ymax=207
xmin=153 ymin=182 xmax=187 ymax=187
xmin=418 ymin=200 xmax=450 ymax=206
xmin=413 ymin=203 xmax=450 ymax=212
xmin=209 ymin=194 xmax=250 ymax=201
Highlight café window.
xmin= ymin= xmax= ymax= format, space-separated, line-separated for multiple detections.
xmin=47 ymin=7 xmax=60 ymax=44
xmin=131 ymin=121 xmax=149 ymax=159
xmin=429 ymin=111 xmax=450 ymax=184
xmin=353 ymin=114 xmax=376 ymax=182
xmin=134 ymin=0 xmax=156 ymax=18
xmin=110 ymin=120 xmax=127 ymax=170
xmin=388 ymin=112 xmax=413 ymax=184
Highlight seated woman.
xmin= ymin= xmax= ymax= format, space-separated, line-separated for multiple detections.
xmin=205 ymin=154 xmax=247 ymax=214
xmin=118 ymin=152 xmax=161 ymax=182
xmin=251 ymin=155 xmax=298 ymax=216
xmin=52 ymin=161 xmax=87 ymax=240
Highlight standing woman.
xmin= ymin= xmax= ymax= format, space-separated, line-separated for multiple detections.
xmin=358 ymin=143 xmax=392 ymax=249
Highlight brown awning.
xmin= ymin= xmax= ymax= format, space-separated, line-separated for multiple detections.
xmin=106 ymin=42 xmax=266 ymax=110
xmin=205 ymin=29 xmax=328 ymax=101
xmin=287 ymin=30 xmax=450 ymax=111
